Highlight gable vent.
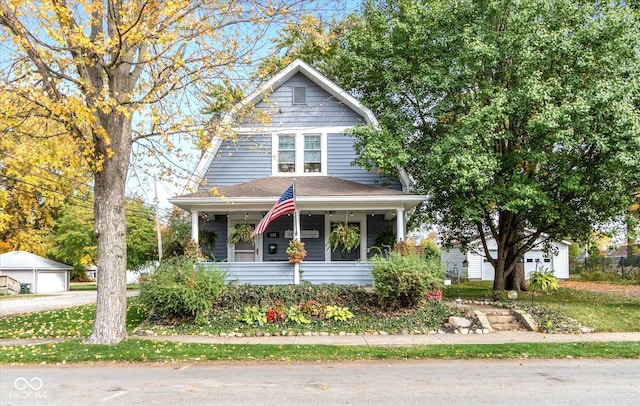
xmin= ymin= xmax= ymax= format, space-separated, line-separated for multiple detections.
xmin=292 ymin=86 xmax=307 ymax=105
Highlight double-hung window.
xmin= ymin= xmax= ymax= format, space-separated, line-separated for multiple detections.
xmin=277 ymin=135 xmax=296 ymax=173
xmin=303 ymin=135 xmax=321 ymax=173
xmin=274 ymin=132 xmax=326 ymax=175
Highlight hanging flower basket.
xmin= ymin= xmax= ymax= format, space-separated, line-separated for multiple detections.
xmin=329 ymin=223 xmax=360 ymax=253
xmin=286 ymin=240 xmax=307 ymax=264
xmin=227 ymin=224 xmax=255 ymax=246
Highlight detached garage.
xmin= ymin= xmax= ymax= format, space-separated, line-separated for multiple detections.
xmin=441 ymin=235 xmax=571 ymax=281
xmin=0 ymin=251 xmax=72 ymax=294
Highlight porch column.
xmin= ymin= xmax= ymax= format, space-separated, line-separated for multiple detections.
xmin=191 ymin=210 xmax=199 ymax=243
xmin=396 ymin=208 xmax=405 ymax=242
xmin=293 ymin=210 xmax=301 ymax=284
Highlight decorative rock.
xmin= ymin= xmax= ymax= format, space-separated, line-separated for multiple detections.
xmin=320 ymin=332 xmax=330 ymax=336
xmin=235 ymin=333 xmax=244 ymax=337
xmin=475 ymin=329 xmax=483 ymax=335
xmin=581 ymin=327 xmax=593 ymax=333
xmin=303 ymin=332 xmax=313 ymax=336
xmin=483 ymin=328 xmax=490 ymax=334
xmin=379 ymin=331 xmax=389 ymax=335
xmin=449 ymin=316 xmax=472 ymax=328
xmin=460 ymin=328 xmax=469 ymax=334
xmin=338 ymin=331 xmax=346 ymax=336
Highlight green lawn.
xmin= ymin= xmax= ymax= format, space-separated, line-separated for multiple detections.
xmin=524 ymin=288 xmax=640 ymax=332
xmin=1 ymin=282 xmax=640 ymax=364
xmin=1 ymin=340 xmax=639 ymax=364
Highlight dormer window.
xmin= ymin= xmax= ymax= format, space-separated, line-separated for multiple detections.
xmin=292 ymin=86 xmax=307 ymax=105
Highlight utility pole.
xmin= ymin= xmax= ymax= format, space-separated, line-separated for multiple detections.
xmin=154 ymin=177 xmax=163 ymax=261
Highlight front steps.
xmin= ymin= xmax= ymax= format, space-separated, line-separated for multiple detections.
xmin=471 ymin=306 xmax=537 ymax=332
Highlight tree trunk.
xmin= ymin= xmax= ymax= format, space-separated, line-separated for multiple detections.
xmin=84 ymin=113 xmax=131 ymax=345
xmin=492 ymin=260 xmax=506 ymax=291
xmin=505 ymin=262 xmax=528 ymax=291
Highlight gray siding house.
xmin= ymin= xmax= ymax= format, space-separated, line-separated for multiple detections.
xmin=169 ymin=60 xmax=425 ymax=285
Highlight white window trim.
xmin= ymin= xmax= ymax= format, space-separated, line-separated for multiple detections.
xmin=272 ymin=131 xmax=328 ymax=176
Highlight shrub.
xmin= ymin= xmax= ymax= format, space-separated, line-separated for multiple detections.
xmin=139 ymin=256 xmax=226 ymax=321
xmin=371 ymin=251 xmax=446 ymax=309
xmin=421 ymin=240 xmax=441 ymax=260
xmin=528 ymin=269 xmax=559 ymax=304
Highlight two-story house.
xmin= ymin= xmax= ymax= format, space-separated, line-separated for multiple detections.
xmin=169 ymin=59 xmax=425 ymax=285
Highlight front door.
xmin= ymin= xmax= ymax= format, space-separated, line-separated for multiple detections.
xmin=231 ymin=222 xmax=259 ymax=262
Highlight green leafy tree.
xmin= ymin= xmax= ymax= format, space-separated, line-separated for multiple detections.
xmin=329 ymin=0 xmax=640 ymax=291
xmin=49 ymin=198 xmax=157 ymax=276
xmin=161 ymin=209 xmax=192 ymax=259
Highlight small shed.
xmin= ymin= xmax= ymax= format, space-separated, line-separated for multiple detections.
xmin=0 ymin=251 xmax=72 ymax=293
xmin=441 ymin=236 xmax=571 ymax=281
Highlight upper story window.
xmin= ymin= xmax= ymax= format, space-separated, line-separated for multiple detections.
xmin=273 ymin=132 xmax=326 ymax=175
xmin=292 ymin=86 xmax=307 ymax=105
xmin=304 ymin=135 xmax=321 ymax=173
xmin=278 ymin=135 xmax=296 ymax=173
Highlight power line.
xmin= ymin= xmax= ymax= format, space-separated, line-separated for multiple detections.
xmin=2 ymin=175 xmax=156 ymax=221
xmin=3 ymin=152 xmax=166 ymax=216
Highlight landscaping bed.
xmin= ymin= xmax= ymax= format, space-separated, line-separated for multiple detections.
xmin=135 ymin=283 xmax=484 ymax=337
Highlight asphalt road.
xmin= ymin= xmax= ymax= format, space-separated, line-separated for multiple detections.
xmin=1 ymin=359 xmax=639 ymax=405
xmin=0 ymin=291 xmax=138 ymax=317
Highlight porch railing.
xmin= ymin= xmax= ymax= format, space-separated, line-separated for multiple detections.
xmin=199 ymin=261 xmax=373 ymax=286
xmin=0 ymin=275 xmax=21 ymax=295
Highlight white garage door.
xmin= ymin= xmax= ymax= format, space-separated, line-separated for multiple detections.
xmin=37 ymin=271 xmax=67 ymax=293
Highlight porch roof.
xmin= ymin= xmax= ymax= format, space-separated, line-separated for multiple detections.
xmin=169 ymin=176 xmax=426 ymax=212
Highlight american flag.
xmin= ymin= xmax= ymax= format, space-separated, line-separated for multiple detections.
xmin=252 ymin=184 xmax=295 ymax=237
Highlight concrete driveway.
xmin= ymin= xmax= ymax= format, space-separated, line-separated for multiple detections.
xmin=0 ymin=290 xmax=138 ymax=317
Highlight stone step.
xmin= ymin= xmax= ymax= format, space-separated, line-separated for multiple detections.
xmin=483 ymin=310 xmax=512 ymax=316
xmin=484 ymin=311 xmax=527 ymax=332
xmin=488 ymin=315 xmax=518 ymax=323
xmin=491 ymin=321 xmax=525 ymax=331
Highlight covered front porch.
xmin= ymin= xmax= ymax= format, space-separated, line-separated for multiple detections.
xmin=169 ymin=177 xmax=425 ymax=285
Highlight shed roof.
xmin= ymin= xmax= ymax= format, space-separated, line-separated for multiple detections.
xmin=0 ymin=251 xmax=73 ymax=271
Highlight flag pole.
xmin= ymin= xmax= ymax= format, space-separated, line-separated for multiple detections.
xmin=293 ymin=178 xmax=300 ymax=284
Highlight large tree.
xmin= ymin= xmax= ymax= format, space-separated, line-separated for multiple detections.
xmin=330 ymin=0 xmax=640 ymax=290
xmin=0 ymin=94 xmax=91 ymax=254
xmin=0 ymin=0 xmax=309 ymax=343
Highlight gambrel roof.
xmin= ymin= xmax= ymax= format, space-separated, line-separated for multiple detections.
xmin=185 ymin=59 xmax=381 ymax=192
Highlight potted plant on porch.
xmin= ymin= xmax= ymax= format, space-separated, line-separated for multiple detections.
xmin=286 ymin=240 xmax=307 ymax=264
